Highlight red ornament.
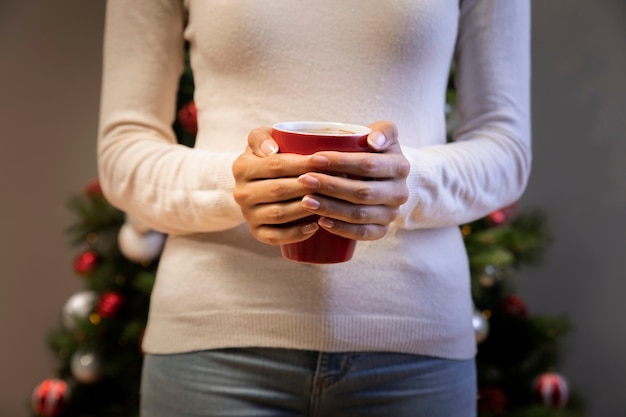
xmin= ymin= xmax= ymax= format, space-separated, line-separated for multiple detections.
xmin=533 ymin=372 xmax=569 ymax=409
xmin=487 ymin=210 xmax=508 ymax=226
xmin=73 ymin=251 xmax=99 ymax=276
xmin=487 ymin=202 xmax=518 ymax=226
xmin=177 ymin=100 xmax=198 ymax=135
xmin=477 ymin=386 xmax=508 ymax=415
xmin=97 ymin=291 xmax=125 ymax=318
xmin=84 ymin=179 xmax=103 ymax=198
xmin=31 ymin=378 xmax=71 ymax=417
xmin=501 ymin=294 xmax=528 ymax=318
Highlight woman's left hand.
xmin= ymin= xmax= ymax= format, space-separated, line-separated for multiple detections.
xmin=297 ymin=120 xmax=410 ymax=241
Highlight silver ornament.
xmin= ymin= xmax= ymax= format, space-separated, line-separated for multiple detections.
xmin=61 ymin=291 xmax=98 ymax=329
xmin=70 ymin=350 xmax=102 ymax=384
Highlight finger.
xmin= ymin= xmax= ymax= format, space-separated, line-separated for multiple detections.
xmin=233 ymin=151 xmax=312 ymax=182
xmin=247 ymin=127 xmax=279 ymax=157
xmin=367 ymin=120 xmax=399 ymax=151
xmin=307 ymin=152 xmax=410 ymax=180
xmin=317 ymin=217 xmax=390 ymax=241
xmin=254 ymin=199 xmax=313 ymax=226
xmin=298 ymin=173 xmax=409 ymax=206
xmin=253 ymin=221 xmax=319 ymax=245
xmin=233 ymin=177 xmax=310 ymax=208
xmin=301 ymin=194 xmax=400 ymax=225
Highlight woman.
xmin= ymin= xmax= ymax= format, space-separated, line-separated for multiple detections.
xmin=97 ymin=1 xmax=531 ymax=416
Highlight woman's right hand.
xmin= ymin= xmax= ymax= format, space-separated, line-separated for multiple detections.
xmin=232 ymin=127 xmax=320 ymax=245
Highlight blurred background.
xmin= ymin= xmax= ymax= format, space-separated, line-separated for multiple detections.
xmin=1 ymin=1 xmax=624 ymax=416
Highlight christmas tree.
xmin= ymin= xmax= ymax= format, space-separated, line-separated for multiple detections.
xmin=30 ymin=56 xmax=585 ymax=417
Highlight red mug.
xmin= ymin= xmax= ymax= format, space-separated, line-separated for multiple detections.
xmin=271 ymin=121 xmax=371 ymax=264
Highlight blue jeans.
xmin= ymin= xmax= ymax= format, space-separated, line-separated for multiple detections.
xmin=141 ymin=348 xmax=476 ymax=417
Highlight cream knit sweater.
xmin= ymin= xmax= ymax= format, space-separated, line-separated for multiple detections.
xmin=98 ymin=0 xmax=530 ymax=360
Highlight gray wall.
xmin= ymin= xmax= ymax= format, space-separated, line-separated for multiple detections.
xmin=521 ymin=1 xmax=626 ymax=416
xmin=0 ymin=1 xmax=103 ymax=416
xmin=1 ymin=1 xmax=624 ymax=416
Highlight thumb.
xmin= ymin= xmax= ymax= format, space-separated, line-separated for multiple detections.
xmin=248 ymin=127 xmax=279 ymax=157
xmin=367 ymin=120 xmax=399 ymax=151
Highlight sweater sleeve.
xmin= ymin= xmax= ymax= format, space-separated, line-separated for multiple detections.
xmin=396 ymin=0 xmax=531 ymax=229
xmin=97 ymin=0 xmax=244 ymax=236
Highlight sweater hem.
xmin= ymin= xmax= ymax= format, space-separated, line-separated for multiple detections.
xmin=142 ymin=311 xmax=476 ymax=360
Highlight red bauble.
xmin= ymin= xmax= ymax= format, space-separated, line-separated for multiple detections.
xmin=478 ymin=386 xmax=508 ymax=415
xmin=84 ymin=179 xmax=103 ymax=198
xmin=177 ymin=100 xmax=198 ymax=135
xmin=487 ymin=202 xmax=518 ymax=226
xmin=31 ymin=378 xmax=71 ymax=417
xmin=501 ymin=294 xmax=528 ymax=318
xmin=97 ymin=291 xmax=125 ymax=318
xmin=73 ymin=251 xmax=99 ymax=276
xmin=487 ymin=210 xmax=508 ymax=226
xmin=533 ymin=372 xmax=569 ymax=409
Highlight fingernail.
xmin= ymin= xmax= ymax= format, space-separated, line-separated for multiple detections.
xmin=301 ymin=222 xmax=319 ymax=234
xmin=298 ymin=174 xmax=320 ymax=189
xmin=261 ymin=139 xmax=279 ymax=156
xmin=301 ymin=195 xmax=320 ymax=210
xmin=318 ymin=217 xmax=334 ymax=229
xmin=367 ymin=131 xmax=386 ymax=149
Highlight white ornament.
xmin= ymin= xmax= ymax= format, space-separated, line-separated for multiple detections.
xmin=125 ymin=214 xmax=152 ymax=235
xmin=118 ymin=222 xmax=165 ymax=263
xmin=70 ymin=350 xmax=102 ymax=384
xmin=473 ymin=310 xmax=490 ymax=344
xmin=62 ymin=291 xmax=98 ymax=329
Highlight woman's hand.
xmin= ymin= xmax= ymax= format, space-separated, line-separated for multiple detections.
xmin=232 ymin=121 xmax=410 ymax=245
xmin=232 ymin=127 xmax=320 ymax=245
xmin=297 ymin=120 xmax=409 ymax=241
